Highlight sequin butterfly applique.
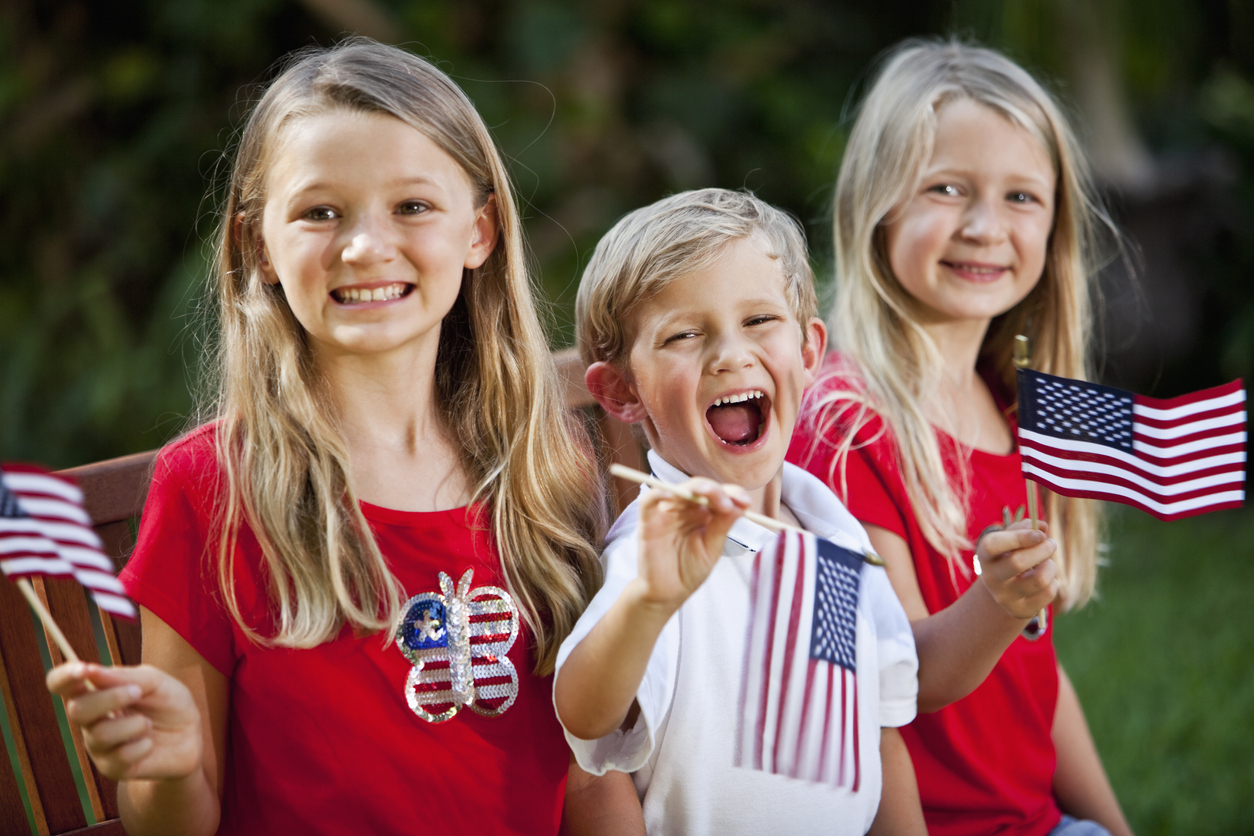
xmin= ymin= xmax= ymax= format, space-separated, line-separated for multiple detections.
xmin=397 ymin=568 xmax=520 ymax=723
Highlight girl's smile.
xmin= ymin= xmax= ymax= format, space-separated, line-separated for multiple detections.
xmin=330 ymin=281 xmax=413 ymax=305
xmin=883 ymin=97 xmax=1056 ymax=330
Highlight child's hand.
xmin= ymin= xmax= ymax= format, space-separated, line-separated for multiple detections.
xmin=634 ymin=478 xmax=751 ymax=612
xmin=46 ymin=661 xmax=203 ymax=782
xmin=976 ymin=520 xmax=1059 ymax=619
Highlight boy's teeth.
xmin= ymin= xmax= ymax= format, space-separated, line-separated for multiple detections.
xmin=713 ymin=389 xmax=764 ymax=406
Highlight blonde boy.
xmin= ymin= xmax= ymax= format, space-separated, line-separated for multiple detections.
xmin=554 ymin=189 xmax=922 ymax=835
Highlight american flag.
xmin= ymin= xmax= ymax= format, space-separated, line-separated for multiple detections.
xmin=735 ymin=530 xmax=864 ymax=789
xmin=0 ymin=464 xmax=137 ymax=620
xmin=1017 ymin=369 xmax=1246 ymax=521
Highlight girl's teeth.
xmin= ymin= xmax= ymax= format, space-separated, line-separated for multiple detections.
xmin=337 ymin=284 xmax=406 ymax=303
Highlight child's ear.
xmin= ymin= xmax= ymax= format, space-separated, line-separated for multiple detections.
xmin=801 ymin=317 xmax=828 ymax=387
xmin=464 ymin=194 xmax=500 ymax=270
xmin=238 ymin=211 xmax=280 ymax=285
xmin=585 ymin=361 xmax=648 ymax=424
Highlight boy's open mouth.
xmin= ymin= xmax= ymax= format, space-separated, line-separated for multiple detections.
xmin=706 ymin=390 xmax=769 ymax=447
xmin=330 ymin=282 xmax=414 ymax=304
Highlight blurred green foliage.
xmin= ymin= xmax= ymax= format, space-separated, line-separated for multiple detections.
xmin=4 ymin=0 xmax=1252 ymax=467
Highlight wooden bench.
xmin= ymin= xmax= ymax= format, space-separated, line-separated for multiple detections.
xmin=0 ymin=348 xmax=641 ymax=835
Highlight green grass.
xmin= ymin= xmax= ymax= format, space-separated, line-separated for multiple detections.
xmin=1055 ymin=505 xmax=1254 ymax=836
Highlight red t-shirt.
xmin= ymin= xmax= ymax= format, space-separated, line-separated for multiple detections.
xmin=120 ymin=425 xmax=570 ymax=835
xmin=787 ymin=355 xmax=1061 ymax=836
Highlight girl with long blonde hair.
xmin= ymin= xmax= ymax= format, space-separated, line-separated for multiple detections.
xmin=790 ymin=40 xmax=1133 ymax=835
xmin=47 ymin=39 xmax=630 ymax=835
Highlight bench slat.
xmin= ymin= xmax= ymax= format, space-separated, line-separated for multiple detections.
xmin=0 ymin=577 xmax=87 ymax=833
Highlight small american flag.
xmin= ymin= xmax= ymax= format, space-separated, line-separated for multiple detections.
xmin=0 ymin=464 xmax=137 ymax=620
xmin=735 ymin=530 xmax=864 ymax=789
xmin=1017 ymin=369 xmax=1246 ymax=521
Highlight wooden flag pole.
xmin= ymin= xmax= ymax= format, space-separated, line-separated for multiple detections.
xmin=608 ymin=463 xmax=887 ymax=567
xmin=16 ymin=577 xmax=80 ymax=663
xmin=1014 ymin=335 xmax=1048 ymax=635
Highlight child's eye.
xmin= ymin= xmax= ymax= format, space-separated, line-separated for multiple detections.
xmin=930 ymin=184 xmax=960 ymax=197
xmin=746 ymin=315 xmax=778 ymax=327
xmin=304 ymin=206 xmax=339 ymax=221
xmin=664 ymin=331 xmax=699 ymax=344
xmin=397 ymin=200 xmax=430 ymax=216
xmin=1007 ymin=191 xmax=1036 ymax=204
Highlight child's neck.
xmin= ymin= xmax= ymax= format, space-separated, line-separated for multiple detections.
xmin=319 ymin=345 xmax=473 ymax=512
xmin=751 ymin=471 xmax=805 ymax=530
xmin=920 ymin=317 xmax=990 ymax=379
xmin=918 ymin=317 xmax=1014 ymax=456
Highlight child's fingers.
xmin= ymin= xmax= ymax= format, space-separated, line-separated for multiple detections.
xmin=999 ymin=536 xmax=1057 ymax=577
xmin=82 ymin=712 xmax=151 ymax=752
xmin=91 ymin=735 xmax=157 ymax=782
xmin=679 ymin=478 xmax=751 ymax=516
xmin=1007 ymin=566 xmax=1060 ymax=616
xmin=46 ymin=661 xmax=96 ymax=697
xmin=47 ymin=661 xmax=151 ymax=695
xmin=1005 ymin=518 xmax=1050 ymax=536
xmin=63 ymin=683 xmax=144 ymax=726
xmin=1003 ymin=556 xmax=1059 ymax=598
xmin=977 ymin=527 xmax=1049 ymax=563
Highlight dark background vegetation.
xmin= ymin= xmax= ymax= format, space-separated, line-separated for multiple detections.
xmin=2 ymin=1 xmax=1251 ymax=833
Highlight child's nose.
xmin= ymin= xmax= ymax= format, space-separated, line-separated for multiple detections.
xmin=341 ymin=215 xmax=397 ymax=264
xmin=708 ymin=333 xmax=755 ymax=373
xmin=959 ymin=196 xmax=1006 ymax=244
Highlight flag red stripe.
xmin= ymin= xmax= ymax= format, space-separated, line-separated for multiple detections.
xmin=1023 ymin=459 xmax=1243 ymax=502
xmin=1133 ymin=403 xmax=1244 ymax=431
xmin=793 ymin=658 xmax=818 ymax=779
xmin=772 ymin=540 xmax=806 ymax=773
xmin=1026 ymin=471 xmax=1243 ymax=521
xmin=1133 ymin=420 xmax=1245 ymax=445
xmin=1020 ymin=434 xmax=1245 ymax=473
xmin=851 ymin=670 xmax=860 ymax=792
xmin=817 ymin=663 xmax=834 ymax=784
xmin=733 ymin=551 xmax=761 ymax=768
xmin=753 ymin=545 xmax=786 ymax=770
xmin=1134 ymin=378 xmax=1244 ymax=410
xmin=1021 ymin=447 xmax=1245 ymax=488
xmin=837 ymin=665 xmax=847 ymax=787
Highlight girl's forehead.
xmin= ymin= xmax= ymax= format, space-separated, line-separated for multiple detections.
xmin=261 ymin=108 xmax=473 ymax=196
xmin=927 ymin=97 xmax=1055 ymax=180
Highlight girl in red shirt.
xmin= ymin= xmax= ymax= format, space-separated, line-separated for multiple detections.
xmin=47 ymin=39 xmax=635 ymax=836
xmin=789 ymin=40 xmax=1133 ymax=836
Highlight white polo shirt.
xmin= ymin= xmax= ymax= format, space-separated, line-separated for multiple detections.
xmin=555 ymin=452 xmax=918 ymax=835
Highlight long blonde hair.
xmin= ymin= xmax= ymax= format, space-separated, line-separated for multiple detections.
xmin=811 ymin=39 xmax=1115 ymax=610
xmin=205 ymin=38 xmax=604 ymax=673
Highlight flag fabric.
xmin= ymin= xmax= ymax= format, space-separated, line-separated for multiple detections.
xmin=0 ymin=464 xmax=137 ymax=620
xmin=1017 ymin=368 xmax=1246 ymax=521
xmin=734 ymin=530 xmax=865 ymax=789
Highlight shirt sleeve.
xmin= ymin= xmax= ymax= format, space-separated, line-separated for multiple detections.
xmin=119 ymin=439 xmax=239 ymax=677
xmin=553 ymin=510 xmax=678 ymax=776
xmin=862 ymin=563 xmax=918 ymax=728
